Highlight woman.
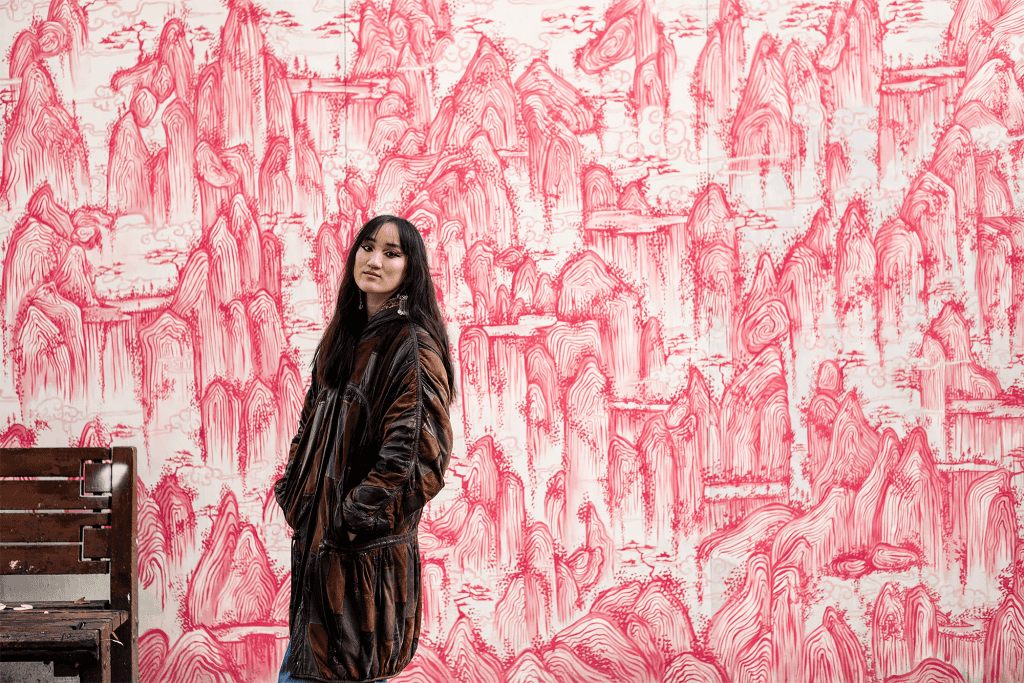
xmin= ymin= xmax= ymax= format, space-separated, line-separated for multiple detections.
xmin=274 ymin=215 xmax=455 ymax=682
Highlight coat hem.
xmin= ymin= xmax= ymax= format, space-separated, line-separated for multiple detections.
xmin=283 ymin=657 xmax=410 ymax=683
xmin=281 ymin=675 xmax=395 ymax=683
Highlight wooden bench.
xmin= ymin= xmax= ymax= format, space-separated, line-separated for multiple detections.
xmin=0 ymin=447 xmax=138 ymax=683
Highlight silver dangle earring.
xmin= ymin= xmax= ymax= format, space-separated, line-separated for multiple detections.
xmin=358 ymin=291 xmax=365 ymax=310
xmin=397 ymin=292 xmax=408 ymax=316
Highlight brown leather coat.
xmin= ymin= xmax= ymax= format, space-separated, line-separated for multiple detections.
xmin=274 ymin=299 xmax=453 ymax=682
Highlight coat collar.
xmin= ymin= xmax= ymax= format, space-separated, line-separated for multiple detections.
xmin=363 ymin=296 xmax=405 ymax=336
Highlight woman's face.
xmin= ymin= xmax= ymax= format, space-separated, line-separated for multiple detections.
xmin=354 ymin=222 xmax=407 ymax=304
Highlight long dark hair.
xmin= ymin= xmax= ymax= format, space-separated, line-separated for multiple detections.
xmin=315 ymin=215 xmax=456 ymax=403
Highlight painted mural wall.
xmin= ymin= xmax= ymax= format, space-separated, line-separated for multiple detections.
xmin=2 ymin=0 xmax=1024 ymax=679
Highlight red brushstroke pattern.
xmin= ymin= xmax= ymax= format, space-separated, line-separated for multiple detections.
xmin=3 ymin=0 xmax=1024 ymax=680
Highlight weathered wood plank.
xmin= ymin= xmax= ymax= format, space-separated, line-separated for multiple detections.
xmin=0 ymin=480 xmax=110 ymax=511
xmin=11 ymin=600 xmax=111 ymax=611
xmin=0 ymin=624 xmax=103 ymax=650
xmin=83 ymin=527 xmax=111 ymax=559
xmin=0 ymin=448 xmax=110 ymax=477
xmin=0 ymin=610 xmax=125 ymax=629
xmin=109 ymin=446 xmax=138 ymax=683
xmin=1 ymin=611 xmax=117 ymax=683
xmin=0 ymin=513 xmax=109 ymax=543
xmin=0 ymin=616 xmax=114 ymax=630
xmin=0 ymin=544 xmax=108 ymax=574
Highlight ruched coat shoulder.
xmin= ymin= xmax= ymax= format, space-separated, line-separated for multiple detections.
xmin=274 ymin=299 xmax=453 ymax=682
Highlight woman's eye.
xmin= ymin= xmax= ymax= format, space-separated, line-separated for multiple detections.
xmin=360 ymin=244 xmax=372 ymax=251
xmin=386 ymin=251 xmax=400 ymax=258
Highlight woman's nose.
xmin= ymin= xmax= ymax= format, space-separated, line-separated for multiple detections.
xmin=368 ymin=250 xmax=383 ymax=266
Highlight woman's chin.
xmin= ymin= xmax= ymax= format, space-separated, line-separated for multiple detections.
xmin=360 ymin=284 xmax=396 ymax=298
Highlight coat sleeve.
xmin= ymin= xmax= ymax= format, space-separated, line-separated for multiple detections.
xmin=341 ymin=332 xmax=453 ymax=534
xmin=273 ymin=373 xmax=321 ymax=522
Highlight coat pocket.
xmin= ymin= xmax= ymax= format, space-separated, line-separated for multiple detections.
xmin=324 ymin=537 xmax=419 ymax=680
xmin=277 ymin=396 xmax=330 ymax=530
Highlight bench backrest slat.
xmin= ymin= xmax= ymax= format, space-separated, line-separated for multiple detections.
xmin=0 ymin=448 xmax=112 ymax=477
xmin=5 ymin=545 xmax=109 ymax=574
xmin=0 ymin=512 xmax=109 ymax=543
xmin=0 ymin=480 xmax=111 ymax=511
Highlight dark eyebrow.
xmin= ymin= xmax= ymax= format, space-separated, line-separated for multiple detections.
xmin=362 ymin=236 xmax=403 ymax=249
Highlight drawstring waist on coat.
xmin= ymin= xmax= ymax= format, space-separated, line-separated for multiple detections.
xmin=319 ymin=528 xmax=418 ymax=554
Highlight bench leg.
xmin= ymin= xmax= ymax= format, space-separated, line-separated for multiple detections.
xmin=79 ymin=635 xmax=111 ymax=683
xmin=110 ymin=616 xmax=136 ymax=682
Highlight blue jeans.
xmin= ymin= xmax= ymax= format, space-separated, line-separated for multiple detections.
xmin=279 ymin=641 xmax=387 ymax=682
xmin=278 ymin=640 xmax=300 ymax=683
